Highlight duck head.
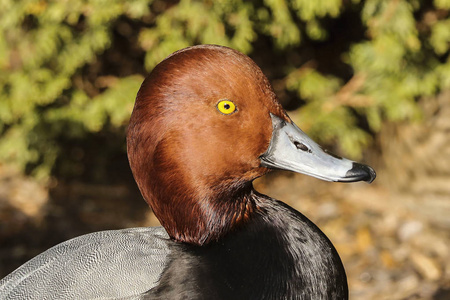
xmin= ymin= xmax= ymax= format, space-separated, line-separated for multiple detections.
xmin=127 ymin=45 xmax=375 ymax=246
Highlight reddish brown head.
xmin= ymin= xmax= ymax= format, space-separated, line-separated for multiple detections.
xmin=127 ymin=45 xmax=287 ymax=245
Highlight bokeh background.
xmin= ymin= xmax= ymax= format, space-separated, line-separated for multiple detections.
xmin=1 ymin=0 xmax=449 ymax=299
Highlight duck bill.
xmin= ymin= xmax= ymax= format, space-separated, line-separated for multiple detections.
xmin=260 ymin=114 xmax=376 ymax=183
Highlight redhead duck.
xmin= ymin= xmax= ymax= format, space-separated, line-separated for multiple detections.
xmin=0 ymin=45 xmax=375 ymax=299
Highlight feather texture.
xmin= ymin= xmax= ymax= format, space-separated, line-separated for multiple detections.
xmin=0 ymin=227 xmax=170 ymax=299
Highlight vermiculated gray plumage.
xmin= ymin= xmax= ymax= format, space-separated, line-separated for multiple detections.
xmin=0 ymin=227 xmax=170 ymax=299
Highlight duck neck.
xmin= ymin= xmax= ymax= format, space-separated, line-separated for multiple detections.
xmin=149 ymin=192 xmax=348 ymax=299
xmin=150 ymin=179 xmax=256 ymax=246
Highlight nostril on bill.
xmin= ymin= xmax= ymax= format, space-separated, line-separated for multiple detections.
xmin=294 ymin=141 xmax=311 ymax=153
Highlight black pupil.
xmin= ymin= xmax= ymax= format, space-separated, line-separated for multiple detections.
xmin=224 ymin=103 xmax=230 ymax=110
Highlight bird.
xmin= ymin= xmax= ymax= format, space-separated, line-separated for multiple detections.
xmin=0 ymin=44 xmax=376 ymax=300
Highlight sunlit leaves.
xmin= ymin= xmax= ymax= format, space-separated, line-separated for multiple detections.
xmin=435 ymin=0 xmax=450 ymax=9
xmin=262 ymin=0 xmax=301 ymax=48
xmin=286 ymin=68 xmax=341 ymax=100
xmin=291 ymin=0 xmax=341 ymax=20
xmin=430 ymin=19 xmax=450 ymax=55
xmin=139 ymin=0 xmax=255 ymax=69
xmin=0 ymin=0 xmax=152 ymax=178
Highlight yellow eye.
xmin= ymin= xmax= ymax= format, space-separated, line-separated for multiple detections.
xmin=217 ymin=100 xmax=237 ymax=115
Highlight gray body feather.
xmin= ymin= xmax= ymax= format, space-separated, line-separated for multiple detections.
xmin=0 ymin=227 xmax=170 ymax=300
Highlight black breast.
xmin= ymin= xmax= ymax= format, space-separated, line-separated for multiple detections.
xmin=145 ymin=193 xmax=348 ymax=300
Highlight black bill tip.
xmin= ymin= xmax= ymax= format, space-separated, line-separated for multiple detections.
xmin=341 ymin=162 xmax=376 ymax=183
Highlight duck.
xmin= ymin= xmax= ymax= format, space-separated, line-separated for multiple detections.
xmin=0 ymin=44 xmax=375 ymax=300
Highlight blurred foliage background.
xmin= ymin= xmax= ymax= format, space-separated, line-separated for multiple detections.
xmin=1 ymin=0 xmax=450 ymax=299
xmin=1 ymin=0 xmax=449 ymax=180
